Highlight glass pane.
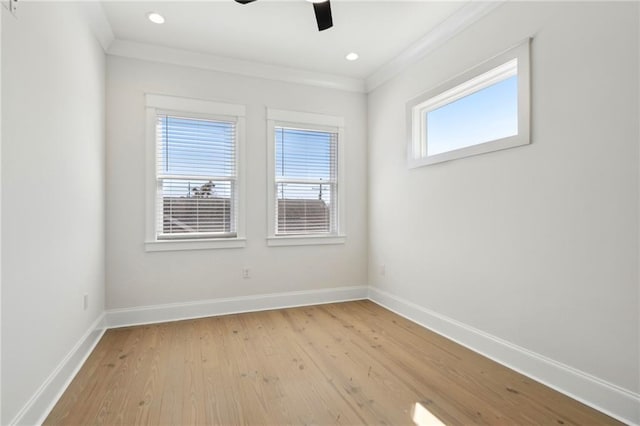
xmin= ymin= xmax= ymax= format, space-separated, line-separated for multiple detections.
xmin=426 ymin=75 xmax=518 ymax=156
xmin=160 ymin=116 xmax=235 ymax=176
xmin=160 ymin=179 xmax=233 ymax=235
xmin=275 ymin=128 xmax=336 ymax=180
xmin=276 ymin=182 xmax=333 ymax=234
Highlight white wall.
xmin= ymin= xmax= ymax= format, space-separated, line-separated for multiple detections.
xmin=2 ymin=0 xmax=636 ymax=422
xmin=368 ymin=0 xmax=639 ymax=396
xmin=0 ymin=5 xmax=3 ymax=424
xmin=106 ymin=56 xmax=367 ymax=309
xmin=1 ymin=3 xmax=106 ymax=424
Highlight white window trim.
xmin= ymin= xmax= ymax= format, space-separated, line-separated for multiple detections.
xmin=266 ymin=108 xmax=346 ymax=247
xmin=145 ymin=94 xmax=246 ymax=252
xmin=407 ymin=38 xmax=531 ymax=168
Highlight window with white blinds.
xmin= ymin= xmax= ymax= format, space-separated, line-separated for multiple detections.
xmin=155 ymin=114 xmax=238 ymax=240
xmin=146 ymin=95 xmax=245 ymax=251
xmin=267 ymin=109 xmax=345 ymax=246
xmin=274 ymin=126 xmax=338 ymax=235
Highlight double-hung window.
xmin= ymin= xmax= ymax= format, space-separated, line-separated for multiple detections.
xmin=145 ymin=95 xmax=246 ymax=251
xmin=267 ymin=109 xmax=345 ymax=246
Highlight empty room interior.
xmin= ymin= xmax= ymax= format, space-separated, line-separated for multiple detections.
xmin=2 ymin=0 xmax=640 ymax=424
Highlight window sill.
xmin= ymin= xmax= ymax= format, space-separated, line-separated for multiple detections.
xmin=145 ymin=238 xmax=246 ymax=252
xmin=408 ymin=134 xmax=530 ymax=168
xmin=267 ymin=235 xmax=346 ymax=247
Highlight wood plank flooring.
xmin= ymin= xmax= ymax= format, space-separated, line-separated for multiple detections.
xmin=45 ymin=301 xmax=621 ymax=425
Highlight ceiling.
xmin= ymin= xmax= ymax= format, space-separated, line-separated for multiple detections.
xmin=101 ymin=1 xmax=470 ymax=79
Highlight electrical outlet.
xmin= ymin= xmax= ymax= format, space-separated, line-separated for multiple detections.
xmin=242 ymin=268 xmax=250 ymax=279
xmin=380 ymin=264 xmax=386 ymax=276
xmin=83 ymin=294 xmax=89 ymax=310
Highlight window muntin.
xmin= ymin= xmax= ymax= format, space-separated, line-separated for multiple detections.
xmin=407 ymin=39 xmax=530 ymax=167
xmin=274 ymin=126 xmax=338 ymax=236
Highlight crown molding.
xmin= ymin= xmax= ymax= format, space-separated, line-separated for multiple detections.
xmin=102 ymin=1 xmax=503 ymax=94
xmin=107 ymin=39 xmax=366 ymax=93
xmin=365 ymin=1 xmax=504 ymax=92
xmin=80 ymin=1 xmax=115 ymax=52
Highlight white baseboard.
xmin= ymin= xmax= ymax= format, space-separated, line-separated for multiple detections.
xmin=13 ymin=286 xmax=637 ymax=425
xmin=9 ymin=286 xmax=366 ymax=426
xmin=9 ymin=313 xmax=107 ymax=426
xmin=368 ymin=287 xmax=640 ymax=426
xmin=106 ymin=285 xmax=368 ymax=328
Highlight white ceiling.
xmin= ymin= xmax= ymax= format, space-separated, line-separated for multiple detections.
xmin=101 ymin=1 xmax=470 ymax=79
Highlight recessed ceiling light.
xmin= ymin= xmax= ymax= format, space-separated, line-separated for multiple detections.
xmin=147 ymin=12 xmax=165 ymax=24
xmin=346 ymin=52 xmax=359 ymax=61
xmin=306 ymin=0 xmax=329 ymax=3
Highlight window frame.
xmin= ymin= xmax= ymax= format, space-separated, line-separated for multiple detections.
xmin=406 ymin=38 xmax=531 ymax=168
xmin=266 ymin=108 xmax=346 ymax=247
xmin=145 ymin=94 xmax=246 ymax=252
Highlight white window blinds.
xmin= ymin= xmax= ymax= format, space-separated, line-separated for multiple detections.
xmin=274 ymin=126 xmax=338 ymax=235
xmin=155 ymin=114 xmax=237 ymax=239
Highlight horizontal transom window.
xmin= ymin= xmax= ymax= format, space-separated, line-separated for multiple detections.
xmin=407 ymin=39 xmax=531 ymax=167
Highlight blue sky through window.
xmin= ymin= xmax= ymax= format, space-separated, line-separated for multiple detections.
xmin=275 ymin=127 xmax=336 ymax=202
xmin=161 ymin=116 xmax=235 ymax=177
xmin=275 ymin=128 xmax=333 ymax=180
xmin=427 ymin=75 xmax=518 ymax=156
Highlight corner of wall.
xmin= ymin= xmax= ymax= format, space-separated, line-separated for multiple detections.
xmin=8 ymin=315 xmax=106 ymax=426
xmin=367 ymin=287 xmax=640 ymax=425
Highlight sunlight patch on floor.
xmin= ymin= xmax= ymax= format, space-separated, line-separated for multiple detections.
xmin=412 ymin=402 xmax=446 ymax=426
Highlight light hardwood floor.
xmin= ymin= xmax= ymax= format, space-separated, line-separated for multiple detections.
xmin=45 ymin=301 xmax=620 ymax=425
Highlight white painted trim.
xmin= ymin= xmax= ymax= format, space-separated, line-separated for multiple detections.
xmin=106 ymin=286 xmax=368 ymax=328
xmin=146 ymin=94 xmax=246 ymax=118
xmin=266 ymin=110 xmax=346 ymax=243
xmin=407 ymin=39 xmax=531 ymax=168
xmin=368 ymin=287 xmax=640 ymax=425
xmin=102 ymin=2 xmax=501 ymax=94
xmin=102 ymin=2 xmax=502 ymax=94
xmin=145 ymin=95 xmax=247 ymax=250
xmin=267 ymin=235 xmax=346 ymax=247
xmin=145 ymin=107 xmax=157 ymax=246
xmin=8 ymin=314 xmax=107 ymax=426
xmin=145 ymin=237 xmax=246 ymax=252
xmin=0 ymin=10 xmax=3 ymax=424
xmin=637 ymin=4 xmax=640 ymax=417
xmin=266 ymin=119 xmax=277 ymax=239
xmin=366 ymin=1 xmax=504 ymax=92
xmin=267 ymin=109 xmax=344 ymax=128
xmin=7 ymin=288 xmax=367 ymax=424
xmin=80 ymin=1 xmax=115 ymax=52
xmin=108 ymin=39 xmax=366 ymax=94
xmin=12 ymin=288 xmax=639 ymax=424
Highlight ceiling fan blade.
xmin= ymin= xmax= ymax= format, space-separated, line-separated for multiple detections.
xmin=312 ymin=1 xmax=333 ymax=31
xmin=235 ymin=0 xmax=257 ymax=4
